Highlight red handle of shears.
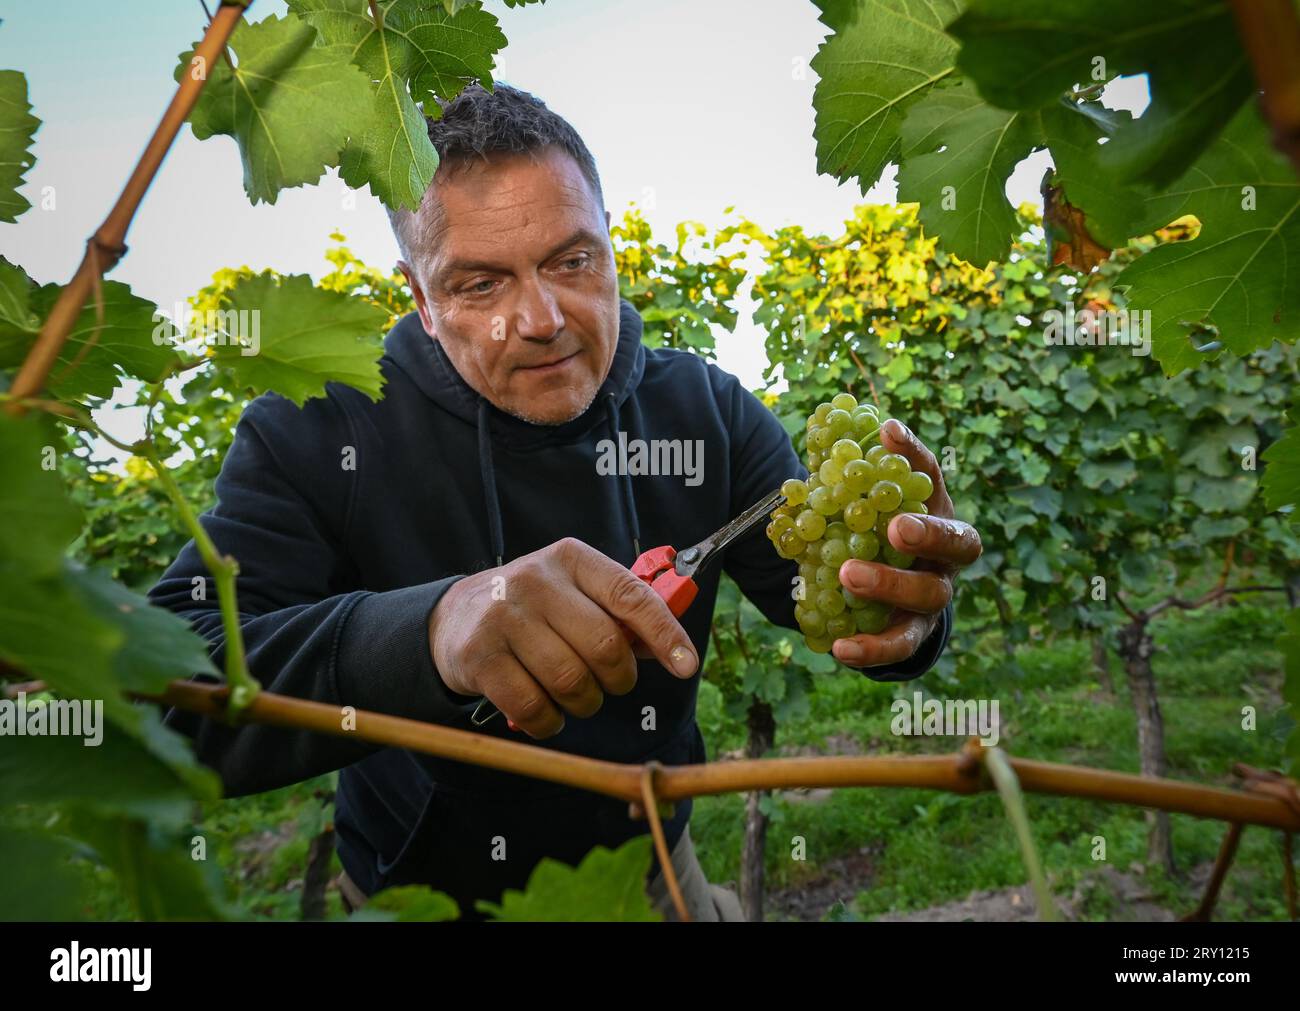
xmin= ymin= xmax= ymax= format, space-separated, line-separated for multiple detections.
xmin=500 ymin=545 xmax=697 ymax=732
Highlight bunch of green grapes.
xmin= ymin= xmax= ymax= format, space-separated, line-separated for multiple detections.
xmin=765 ymin=392 xmax=933 ymax=653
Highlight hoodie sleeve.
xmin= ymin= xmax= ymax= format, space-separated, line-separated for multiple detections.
xmin=712 ymin=368 xmax=950 ymax=683
xmin=147 ymin=393 xmax=479 ymax=797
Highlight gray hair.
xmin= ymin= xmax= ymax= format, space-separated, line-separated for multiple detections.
xmin=386 ymin=82 xmax=606 ymax=269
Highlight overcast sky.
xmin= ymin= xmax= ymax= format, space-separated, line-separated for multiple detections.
xmin=1 ymin=0 xmax=1143 ymax=401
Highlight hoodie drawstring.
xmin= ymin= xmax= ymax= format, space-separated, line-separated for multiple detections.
xmin=606 ymin=392 xmax=641 ymax=559
xmin=476 ymin=397 xmax=506 ymax=568
xmin=473 ymin=392 xmax=642 ymax=570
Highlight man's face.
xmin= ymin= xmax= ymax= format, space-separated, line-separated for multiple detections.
xmin=399 ymin=147 xmax=620 ymax=426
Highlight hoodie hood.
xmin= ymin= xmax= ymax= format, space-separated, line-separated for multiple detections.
xmin=382 ymin=296 xmax=648 ymax=565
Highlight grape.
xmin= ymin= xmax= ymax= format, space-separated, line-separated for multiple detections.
xmin=882 ymin=544 xmax=915 ymax=569
xmin=825 ymin=613 xmax=854 ymax=639
xmin=842 ymin=459 xmax=874 ymax=494
xmin=852 ymin=411 xmax=880 ymax=440
xmin=776 ymin=529 xmax=803 ymax=558
xmin=868 ymin=480 xmax=903 ymax=512
xmin=799 ymin=608 xmax=828 ymax=636
xmin=830 ymin=438 xmax=863 ymax=464
xmin=818 ymin=458 xmax=844 ymax=485
xmin=820 ymin=539 xmax=850 ymax=569
xmin=854 ymin=602 xmax=891 ymax=635
xmin=902 ymin=471 xmax=933 ymax=502
xmin=847 ymin=530 xmax=879 ymax=560
xmin=808 ymin=486 xmax=837 ymax=515
xmin=765 ymin=397 xmax=925 ymax=651
xmin=843 ymin=499 xmax=876 ymax=532
xmin=877 ymin=453 xmax=910 ymax=483
xmin=825 ymin=409 xmax=852 ymax=437
xmin=816 ymin=587 xmax=847 ymax=616
xmin=795 ymin=509 xmax=827 ymax=541
xmin=814 ymin=564 xmax=838 ymax=590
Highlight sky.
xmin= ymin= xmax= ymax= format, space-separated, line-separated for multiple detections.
xmin=0 ymin=0 xmax=1146 ymax=412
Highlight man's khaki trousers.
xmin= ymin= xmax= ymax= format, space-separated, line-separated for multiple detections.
xmin=338 ymin=825 xmax=745 ymax=922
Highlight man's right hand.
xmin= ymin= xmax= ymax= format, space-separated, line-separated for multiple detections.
xmin=427 ymin=537 xmax=700 ymax=738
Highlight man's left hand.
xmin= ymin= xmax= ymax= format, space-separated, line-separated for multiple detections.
xmin=835 ymin=418 xmax=982 ymax=668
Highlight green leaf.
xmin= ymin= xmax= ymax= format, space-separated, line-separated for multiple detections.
xmin=898 ymin=77 xmax=1041 ymax=265
xmin=0 ymin=710 xmax=216 ymax=823
xmin=354 ymin=885 xmax=460 ymax=921
xmin=1262 ymin=411 xmax=1300 ymax=513
xmin=1038 ymin=98 xmax=1145 ymax=249
xmin=0 ymin=826 xmax=85 ymax=921
xmin=950 ymin=0 xmax=1251 ymax=188
xmin=810 ymin=0 xmax=963 ymax=193
xmin=0 ymin=279 xmax=180 ymax=400
xmin=476 ymin=836 xmax=663 ymax=921
xmin=289 ymin=0 xmax=508 ymax=209
xmin=0 ymin=412 xmax=82 ymax=578
xmin=1077 ymin=459 xmax=1136 ymax=490
xmin=208 ymin=272 xmax=388 ymax=405
xmin=0 ymin=255 xmax=39 ymax=342
xmin=178 ymin=13 xmax=374 ymax=205
xmin=62 ymin=809 xmax=231 ymax=920
xmin=1119 ymin=105 xmax=1300 ymax=375
xmin=0 ymin=69 xmax=40 ymax=222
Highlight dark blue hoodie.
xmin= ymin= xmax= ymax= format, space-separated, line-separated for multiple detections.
xmin=149 ymin=297 xmax=950 ymax=917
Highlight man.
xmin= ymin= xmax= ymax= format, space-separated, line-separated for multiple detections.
xmin=150 ymin=83 xmax=981 ymax=921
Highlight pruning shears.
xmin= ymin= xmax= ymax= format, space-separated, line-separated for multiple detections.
xmin=469 ymin=487 xmax=787 ymax=730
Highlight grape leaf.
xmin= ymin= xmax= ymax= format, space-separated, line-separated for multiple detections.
xmin=178 ymin=13 xmax=373 ymax=205
xmin=0 ymin=413 xmax=82 ymax=578
xmin=0 ymin=69 xmax=39 ymax=222
xmin=810 ymin=0 xmax=963 ymax=195
xmin=898 ymin=78 xmax=1041 ymax=266
xmin=62 ymin=809 xmax=231 ymax=920
xmin=289 ymin=0 xmax=509 ymax=209
xmin=0 ymin=255 xmax=38 ymax=338
xmin=0 ymin=827 xmax=85 ymax=921
xmin=475 ymin=835 xmax=662 ymax=921
xmin=0 ymin=277 xmax=180 ymax=401
xmin=354 ymin=885 xmax=460 ymax=921
xmin=1261 ymin=410 xmax=1300 ymax=514
xmin=1116 ymin=105 xmax=1299 ymax=375
xmin=0 ymin=413 xmax=219 ymax=795
xmin=1038 ymin=98 xmax=1145 ymax=249
xmin=0 ymin=711 xmax=218 ymax=822
xmin=949 ymin=0 xmax=1252 ymax=188
xmin=208 ymin=272 xmax=388 ymax=405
